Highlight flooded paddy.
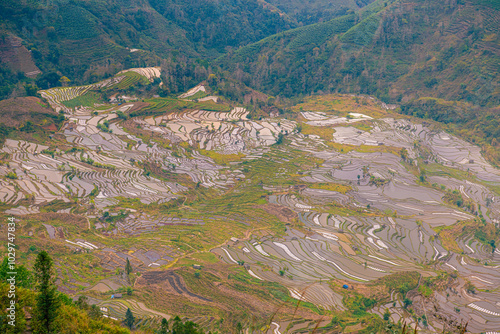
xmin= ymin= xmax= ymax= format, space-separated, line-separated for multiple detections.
xmin=3 ymin=84 xmax=500 ymax=332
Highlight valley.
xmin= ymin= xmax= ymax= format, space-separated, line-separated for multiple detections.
xmin=0 ymin=0 xmax=499 ymax=332
xmin=0 ymin=67 xmax=498 ymax=333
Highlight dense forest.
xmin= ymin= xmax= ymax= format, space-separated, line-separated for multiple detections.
xmin=265 ymin=0 xmax=376 ymax=24
xmin=0 ymin=0 xmax=296 ymax=99
xmin=220 ymin=0 xmax=499 ymax=107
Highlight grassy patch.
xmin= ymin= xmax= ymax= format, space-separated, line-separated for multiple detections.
xmin=62 ymin=91 xmax=103 ymax=109
xmin=177 ymin=252 xmax=220 ymax=267
xmin=432 ymin=219 xmax=498 ymax=254
xmin=372 ymin=271 xmax=420 ymax=296
xmin=307 ymin=182 xmax=351 ymax=194
xmin=131 ymin=97 xmax=231 ymax=118
xmin=300 ymin=123 xmax=335 ymax=141
xmin=40 ymin=199 xmax=76 ymax=213
xmin=418 ymin=284 xmax=433 ymax=297
xmin=108 ymin=71 xmax=150 ymax=90
xmin=292 ymin=94 xmax=389 ymax=118
xmin=423 ymin=162 xmax=470 ymax=180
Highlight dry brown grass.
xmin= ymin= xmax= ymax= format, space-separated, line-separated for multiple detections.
xmin=292 ymin=94 xmax=389 ymax=118
xmin=0 ymin=97 xmax=56 ymax=127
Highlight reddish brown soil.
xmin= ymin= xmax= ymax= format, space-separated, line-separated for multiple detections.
xmin=0 ymin=97 xmax=56 ymax=127
xmin=258 ymin=203 xmax=296 ymax=223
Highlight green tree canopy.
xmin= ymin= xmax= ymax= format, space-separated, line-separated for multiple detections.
xmin=33 ymin=250 xmax=59 ymax=334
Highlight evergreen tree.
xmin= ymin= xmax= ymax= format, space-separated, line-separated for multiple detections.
xmin=125 ymin=258 xmax=132 ymax=275
xmin=171 ymin=315 xmax=201 ymax=334
xmin=33 ymin=251 xmax=59 ymax=334
xmin=158 ymin=318 xmax=169 ymax=334
xmin=125 ymin=308 xmax=134 ymax=329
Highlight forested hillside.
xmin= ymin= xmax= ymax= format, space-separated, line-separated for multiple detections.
xmin=264 ymin=0 xmax=376 ymax=24
xmin=0 ymin=0 xmax=293 ymax=99
xmin=221 ymin=0 xmax=499 ymax=107
xmin=218 ymin=0 xmax=500 ymax=161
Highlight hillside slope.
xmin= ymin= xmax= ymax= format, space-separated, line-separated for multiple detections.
xmin=264 ymin=0 xmax=376 ymax=24
xmin=220 ymin=0 xmax=500 ymax=107
xmin=0 ymin=0 xmax=293 ymax=95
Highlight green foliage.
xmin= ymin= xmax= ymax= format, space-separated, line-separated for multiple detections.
xmin=158 ymin=318 xmax=169 ymax=334
xmin=0 ymin=257 xmax=32 ymax=289
xmin=403 ymin=297 xmax=412 ymax=309
xmin=81 ymin=157 xmax=116 ymax=170
xmin=473 ymin=0 xmax=500 ymax=10
xmin=96 ymin=120 xmax=112 ymax=133
xmin=375 ymin=271 xmax=420 ymax=297
xmin=0 ymin=280 xmax=128 ymax=333
xmin=369 ymin=175 xmax=389 ymax=186
xmin=418 ymin=284 xmax=433 ymax=297
xmin=116 ymin=110 xmax=128 ymax=120
xmin=124 ymin=308 xmax=134 ymax=329
xmin=287 ymin=14 xmax=357 ymax=50
xmin=275 ymin=132 xmax=284 ymax=145
xmin=40 ymin=199 xmax=75 ymax=213
xmin=62 ymin=92 xmax=103 ymax=109
xmin=55 ymin=5 xmax=100 ymax=40
xmin=0 ymin=67 xmax=30 ymax=100
xmin=125 ymin=258 xmax=132 ymax=276
xmin=343 ymin=293 xmax=377 ymax=317
xmin=89 ymin=185 xmax=99 ymax=198
xmin=32 ymin=251 xmax=59 ymax=334
xmin=401 ymin=98 xmax=500 ymax=164
xmin=20 ymin=121 xmax=35 ymax=133
xmin=221 ymin=0 xmax=500 ymax=109
xmin=5 ymin=172 xmax=18 ymax=180
xmin=148 ymin=0 xmax=293 ymax=53
xmin=341 ymin=13 xmax=381 ymax=45
xmin=171 ymin=315 xmax=203 ymax=334
xmin=383 ymin=308 xmax=390 ymax=321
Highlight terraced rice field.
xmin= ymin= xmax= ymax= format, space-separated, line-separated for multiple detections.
xmin=3 ymin=78 xmax=500 ymax=332
xmin=213 ymin=109 xmax=500 ymax=332
xmin=142 ymin=107 xmax=295 ymax=154
xmin=39 ymin=67 xmax=160 ymax=113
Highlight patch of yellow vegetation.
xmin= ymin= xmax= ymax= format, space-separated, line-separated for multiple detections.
xmin=300 ymin=123 xmax=335 ymax=141
xmin=176 ymin=252 xmax=220 ymax=267
xmin=433 ymin=220 xmax=481 ymax=254
xmin=325 ymin=142 xmax=356 ymax=152
xmin=308 ymin=182 xmax=351 ymax=194
xmin=199 ymin=150 xmax=245 ymax=165
xmin=350 ymin=121 xmax=373 ymax=132
xmin=324 ymin=141 xmax=400 ymax=156
xmin=292 ymin=94 xmax=388 ymax=118
xmin=356 ymin=144 xmax=400 ymax=155
xmin=482 ymin=33 xmax=497 ymax=42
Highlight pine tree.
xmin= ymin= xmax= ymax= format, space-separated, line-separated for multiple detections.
xmin=158 ymin=318 xmax=169 ymax=334
xmin=125 ymin=308 xmax=134 ymax=329
xmin=125 ymin=258 xmax=132 ymax=275
xmin=33 ymin=251 xmax=59 ymax=334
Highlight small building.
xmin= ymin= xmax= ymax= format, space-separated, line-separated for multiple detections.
xmin=193 ymin=264 xmax=202 ymax=270
xmin=111 ymin=293 xmax=122 ymax=299
xmin=342 ymin=284 xmax=349 ymax=289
